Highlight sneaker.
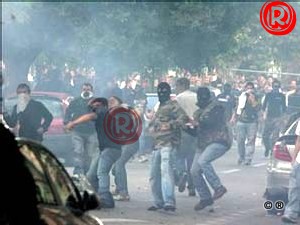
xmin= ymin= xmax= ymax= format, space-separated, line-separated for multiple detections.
xmin=113 ymin=193 xmax=130 ymax=201
xmin=194 ymin=198 xmax=214 ymax=211
xmin=244 ymin=160 xmax=252 ymax=166
xmin=281 ymin=215 xmax=297 ymax=224
xmin=213 ymin=186 xmax=227 ymax=200
xmin=138 ymin=155 xmax=149 ymax=163
xmin=178 ymin=173 xmax=187 ymax=193
xmin=264 ymin=150 xmax=269 ymax=158
xmin=164 ymin=205 xmax=176 ymax=212
xmin=147 ymin=205 xmax=163 ymax=211
xmin=237 ymin=159 xmax=244 ymax=165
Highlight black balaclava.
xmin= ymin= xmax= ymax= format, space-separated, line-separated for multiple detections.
xmin=223 ymin=83 xmax=232 ymax=95
xmin=197 ymin=87 xmax=211 ymax=108
xmin=272 ymin=81 xmax=280 ymax=93
xmin=157 ymin=82 xmax=171 ymax=104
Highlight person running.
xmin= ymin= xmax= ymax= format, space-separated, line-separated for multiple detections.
xmin=281 ymin=119 xmax=300 ymax=224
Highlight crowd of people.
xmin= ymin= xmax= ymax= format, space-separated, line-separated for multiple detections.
xmin=2 ymin=65 xmax=300 ymax=224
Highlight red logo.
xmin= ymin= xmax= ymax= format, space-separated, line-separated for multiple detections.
xmin=260 ymin=0 xmax=296 ymax=35
xmin=103 ymin=106 xmax=143 ymax=145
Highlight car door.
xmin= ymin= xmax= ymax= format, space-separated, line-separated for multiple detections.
xmin=20 ymin=143 xmax=69 ymax=225
xmin=20 ymin=142 xmax=98 ymax=225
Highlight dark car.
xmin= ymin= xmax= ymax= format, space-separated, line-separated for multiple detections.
xmin=4 ymin=92 xmax=75 ymax=166
xmin=264 ymin=112 xmax=300 ymax=215
xmin=17 ymin=138 xmax=103 ymax=225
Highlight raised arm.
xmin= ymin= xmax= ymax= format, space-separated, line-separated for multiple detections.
xmin=65 ymin=112 xmax=96 ymax=130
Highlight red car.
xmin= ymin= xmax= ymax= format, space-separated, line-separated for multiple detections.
xmin=4 ymin=91 xmax=75 ymax=166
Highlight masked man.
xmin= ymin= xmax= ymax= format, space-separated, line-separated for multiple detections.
xmin=188 ymin=87 xmax=232 ymax=211
xmin=4 ymin=83 xmax=53 ymax=142
xmin=232 ymin=82 xmax=260 ymax=165
xmin=64 ymin=83 xmax=98 ymax=175
xmin=262 ymin=79 xmax=286 ymax=157
xmin=147 ymin=82 xmax=189 ymax=212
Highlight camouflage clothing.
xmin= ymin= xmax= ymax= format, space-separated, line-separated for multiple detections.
xmin=148 ymin=100 xmax=189 ymax=149
xmin=194 ymin=100 xmax=233 ymax=153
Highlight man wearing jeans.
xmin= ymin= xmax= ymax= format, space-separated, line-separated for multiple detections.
xmin=188 ymin=87 xmax=232 ymax=211
xmin=113 ymin=140 xmax=139 ymax=201
xmin=281 ymin=120 xmax=300 ymax=224
xmin=64 ymin=83 xmax=98 ymax=175
xmin=147 ymin=82 xmax=188 ymax=212
xmin=233 ymin=82 xmax=260 ymax=165
xmin=175 ymin=77 xmax=197 ymax=196
xmin=65 ymin=98 xmax=122 ymax=208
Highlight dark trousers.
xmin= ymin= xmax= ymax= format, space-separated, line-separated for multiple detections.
xmin=176 ymin=132 xmax=196 ymax=191
xmin=262 ymin=118 xmax=280 ymax=155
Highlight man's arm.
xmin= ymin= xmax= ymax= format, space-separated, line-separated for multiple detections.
xmin=65 ymin=112 xmax=97 ymax=130
xmin=64 ymin=100 xmax=75 ymax=125
xmin=262 ymin=93 xmax=268 ymax=112
xmin=292 ymin=135 xmax=300 ymax=164
xmin=39 ymin=103 xmax=53 ymax=132
xmin=281 ymin=94 xmax=287 ymax=113
xmin=3 ymin=105 xmax=18 ymax=128
xmin=174 ymin=102 xmax=189 ymax=128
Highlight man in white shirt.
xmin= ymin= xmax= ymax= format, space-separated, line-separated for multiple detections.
xmin=281 ymin=120 xmax=300 ymax=224
xmin=175 ymin=78 xmax=198 ymax=196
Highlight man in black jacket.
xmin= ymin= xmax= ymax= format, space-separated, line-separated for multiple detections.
xmin=262 ymin=79 xmax=286 ymax=157
xmin=65 ymin=97 xmax=122 ymax=208
xmin=4 ymin=83 xmax=53 ymax=142
xmin=64 ymin=83 xmax=98 ymax=175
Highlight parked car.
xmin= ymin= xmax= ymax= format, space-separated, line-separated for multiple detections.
xmin=264 ymin=112 xmax=300 ymax=215
xmin=4 ymin=92 xmax=74 ymax=166
xmin=17 ymin=138 xmax=103 ymax=225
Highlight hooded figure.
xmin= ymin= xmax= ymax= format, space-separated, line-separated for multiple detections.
xmin=157 ymin=82 xmax=171 ymax=104
xmin=196 ymin=87 xmax=211 ymax=109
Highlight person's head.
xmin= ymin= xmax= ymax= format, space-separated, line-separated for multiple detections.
xmin=196 ymin=87 xmax=211 ymax=108
xmin=267 ymin=76 xmax=274 ymax=85
xmin=223 ymin=83 xmax=232 ymax=94
xmin=89 ymin=97 xmax=108 ymax=113
xmin=290 ymin=80 xmax=297 ymax=91
xmin=108 ymin=96 xmax=123 ymax=109
xmin=176 ymin=78 xmax=190 ymax=94
xmin=16 ymin=83 xmax=31 ymax=95
xmin=272 ymin=79 xmax=281 ymax=92
xmin=245 ymin=81 xmax=255 ymax=93
xmin=16 ymin=83 xmax=31 ymax=101
xmin=81 ymin=83 xmax=93 ymax=99
xmin=157 ymin=82 xmax=171 ymax=103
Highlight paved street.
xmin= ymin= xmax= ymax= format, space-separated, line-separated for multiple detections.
xmin=89 ymin=141 xmax=299 ymax=225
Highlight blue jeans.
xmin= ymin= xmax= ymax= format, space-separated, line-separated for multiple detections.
xmin=150 ymin=146 xmax=176 ymax=207
xmin=191 ymin=143 xmax=229 ymax=200
xmin=176 ymin=132 xmax=196 ymax=190
xmin=284 ymin=162 xmax=300 ymax=220
xmin=114 ymin=141 xmax=139 ymax=195
xmin=71 ymin=131 xmax=98 ymax=173
xmin=236 ymin=121 xmax=257 ymax=162
xmin=86 ymin=148 xmax=121 ymax=202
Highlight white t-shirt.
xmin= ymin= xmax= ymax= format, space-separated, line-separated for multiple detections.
xmin=295 ymin=120 xmax=300 ymax=163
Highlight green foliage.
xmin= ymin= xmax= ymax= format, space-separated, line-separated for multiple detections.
xmin=3 ymin=2 xmax=300 ymax=79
